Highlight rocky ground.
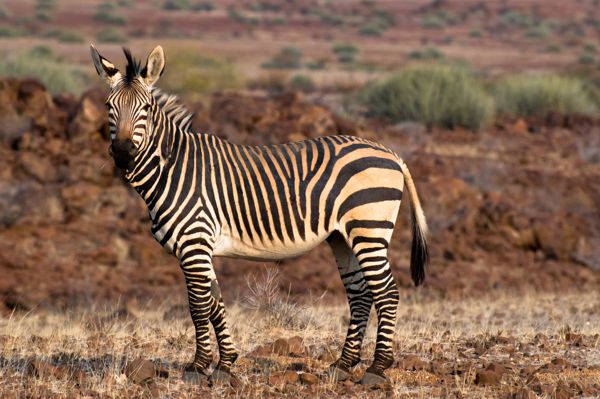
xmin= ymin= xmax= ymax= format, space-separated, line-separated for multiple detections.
xmin=0 ymin=78 xmax=599 ymax=312
xmin=0 ymin=290 xmax=599 ymax=398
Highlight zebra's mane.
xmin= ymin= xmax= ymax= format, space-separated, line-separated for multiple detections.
xmin=151 ymin=88 xmax=195 ymax=133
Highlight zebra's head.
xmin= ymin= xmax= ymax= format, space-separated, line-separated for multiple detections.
xmin=90 ymin=45 xmax=165 ymax=170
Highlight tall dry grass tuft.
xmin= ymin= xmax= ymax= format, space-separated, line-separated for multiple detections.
xmin=241 ymin=267 xmax=328 ymax=331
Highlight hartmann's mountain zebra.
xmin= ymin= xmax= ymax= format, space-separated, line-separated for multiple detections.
xmin=90 ymin=45 xmax=429 ymax=385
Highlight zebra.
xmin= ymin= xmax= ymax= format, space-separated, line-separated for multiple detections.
xmin=90 ymin=45 xmax=429 ymax=386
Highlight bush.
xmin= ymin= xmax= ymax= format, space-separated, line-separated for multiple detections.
xmin=96 ymin=28 xmax=128 ymax=43
xmin=500 ymin=10 xmax=533 ymax=28
xmin=469 ymin=29 xmax=482 ymax=37
xmin=421 ymin=14 xmax=446 ymax=29
xmin=164 ymin=0 xmax=190 ymax=10
xmin=493 ymin=75 xmax=597 ymax=117
xmin=583 ymin=43 xmax=597 ymax=53
xmin=408 ymin=47 xmax=444 ymax=60
xmin=360 ymin=65 xmax=494 ymax=130
xmin=289 ymin=74 xmax=315 ymax=92
xmin=247 ymin=72 xmax=288 ymax=94
xmin=0 ymin=26 xmax=25 ymax=38
xmin=192 ymin=1 xmax=215 ymax=11
xmin=262 ymin=47 xmax=303 ymax=69
xmin=94 ymin=10 xmax=127 ymax=24
xmin=0 ymin=6 xmax=11 ymax=19
xmin=332 ymin=43 xmax=358 ymax=63
xmin=45 ymin=29 xmax=85 ymax=43
xmin=579 ymin=54 xmax=595 ymax=65
xmin=160 ymin=48 xmax=243 ymax=99
xmin=0 ymin=47 xmax=88 ymax=95
xmin=545 ymin=44 xmax=561 ymax=53
xmin=525 ymin=24 xmax=551 ymax=38
xmin=359 ymin=22 xmax=384 ymax=36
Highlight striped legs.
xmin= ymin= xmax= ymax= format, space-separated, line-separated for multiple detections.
xmin=353 ymin=236 xmax=399 ymax=377
xmin=179 ymin=239 xmax=238 ymax=377
xmin=328 ymin=233 xmax=373 ymax=374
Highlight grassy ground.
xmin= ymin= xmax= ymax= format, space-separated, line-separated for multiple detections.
xmin=1 ymin=289 xmax=599 ymax=398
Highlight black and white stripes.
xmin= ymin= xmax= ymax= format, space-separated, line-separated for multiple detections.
xmin=91 ymin=45 xmax=429 ymax=384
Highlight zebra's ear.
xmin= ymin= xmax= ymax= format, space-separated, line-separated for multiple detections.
xmin=90 ymin=44 xmax=121 ymax=86
xmin=143 ymin=45 xmax=165 ymax=87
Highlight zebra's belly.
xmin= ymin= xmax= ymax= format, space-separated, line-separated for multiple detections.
xmin=212 ymin=233 xmax=326 ymax=261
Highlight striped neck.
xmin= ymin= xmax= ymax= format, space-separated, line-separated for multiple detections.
xmin=124 ymin=103 xmax=187 ymax=203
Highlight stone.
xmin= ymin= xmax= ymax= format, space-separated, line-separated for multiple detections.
xmin=124 ymin=358 xmax=155 ymax=384
xmin=475 ymin=370 xmax=502 ymax=386
xmin=397 ymin=355 xmax=427 ymax=371
xmin=299 ymin=373 xmax=319 ymax=385
xmin=268 ymin=370 xmax=299 ymax=385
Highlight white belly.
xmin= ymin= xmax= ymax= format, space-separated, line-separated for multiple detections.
xmin=213 ymin=232 xmax=327 ymax=261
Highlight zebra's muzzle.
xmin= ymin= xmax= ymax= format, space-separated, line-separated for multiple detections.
xmin=109 ymin=139 xmax=137 ymax=170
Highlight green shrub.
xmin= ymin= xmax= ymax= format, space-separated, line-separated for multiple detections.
xmin=421 ymin=14 xmax=446 ymax=29
xmin=0 ymin=26 xmax=25 ymax=37
xmin=160 ymin=48 xmax=243 ymax=99
xmin=500 ymin=10 xmax=533 ymax=28
xmin=96 ymin=28 xmax=128 ymax=43
xmin=359 ymin=22 xmax=384 ymax=36
xmin=305 ymin=59 xmax=326 ymax=70
xmin=525 ymin=24 xmax=551 ymax=38
xmin=332 ymin=43 xmax=358 ymax=63
xmin=94 ymin=10 xmax=127 ymax=24
xmin=0 ymin=6 xmax=12 ymax=19
xmin=45 ymin=29 xmax=85 ymax=43
xmin=289 ymin=74 xmax=315 ymax=92
xmin=262 ymin=47 xmax=303 ymax=69
xmin=35 ymin=9 xmax=53 ymax=21
xmin=408 ymin=47 xmax=444 ymax=60
xmin=0 ymin=47 xmax=88 ymax=95
xmin=583 ymin=43 xmax=597 ymax=53
xmin=493 ymin=75 xmax=597 ymax=117
xmin=164 ymin=0 xmax=190 ymax=10
xmin=545 ymin=44 xmax=561 ymax=53
xmin=469 ymin=29 xmax=482 ymax=37
xmin=579 ymin=53 xmax=595 ymax=64
xmin=360 ymin=65 xmax=494 ymax=130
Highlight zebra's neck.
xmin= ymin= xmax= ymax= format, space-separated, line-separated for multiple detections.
xmin=124 ymin=102 xmax=191 ymax=204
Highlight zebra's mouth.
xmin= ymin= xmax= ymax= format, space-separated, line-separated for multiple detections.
xmin=109 ymin=141 xmax=136 ymax=170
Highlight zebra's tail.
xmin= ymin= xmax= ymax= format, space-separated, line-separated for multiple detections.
xmin=399 ymin=160 xmax=429 ymax=286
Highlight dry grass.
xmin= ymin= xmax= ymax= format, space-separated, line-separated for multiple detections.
xmin=1 ymin=290 xmax=599 ymax=398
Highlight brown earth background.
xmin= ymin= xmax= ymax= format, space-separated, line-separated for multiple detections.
xmin=0 ymin=0 xmax=599 ymax=311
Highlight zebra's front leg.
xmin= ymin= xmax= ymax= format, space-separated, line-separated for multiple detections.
xmin=181 ymin=269 xmax=214 ymax=382
xmin=207 ymin=281 xmax=240 ymax=384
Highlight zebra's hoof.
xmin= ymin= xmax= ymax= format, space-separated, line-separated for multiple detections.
xmin=182 ymin=366 xmax=209 ymax=385
xmin=359 ymin=371 xmax=389 ymax=386
xmin=325 ymin=366 xmax=352 ymax=382
xmin=209 ymin=368 xmax=231 ymax=385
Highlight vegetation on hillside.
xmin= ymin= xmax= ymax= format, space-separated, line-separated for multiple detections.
xmin=359 ymin=65 xmax=494 ymax=130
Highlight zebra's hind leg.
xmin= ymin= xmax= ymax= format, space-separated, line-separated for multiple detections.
xmin=351 ymin=236 xmax=399 ymax=385
xmin=326 ymin=232 xmax=373 ymax=381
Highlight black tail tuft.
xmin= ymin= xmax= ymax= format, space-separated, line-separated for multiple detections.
xmin=410 ymin=214 xmax=428 ymax=286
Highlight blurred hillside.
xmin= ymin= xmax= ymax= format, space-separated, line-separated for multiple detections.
xmin=0 ymin=0 xmax=599 ymax=310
